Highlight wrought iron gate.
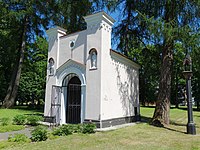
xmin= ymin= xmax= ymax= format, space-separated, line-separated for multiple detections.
xmin=66 ymin=84 xmax=81 ymax=124
xmin=51 ymin=86 xmax=61 ymax=125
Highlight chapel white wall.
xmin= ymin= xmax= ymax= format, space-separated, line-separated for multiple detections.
xmin=101 ymin=53 xmax=140 ymax=120
xmin=84 ymin=13 xmax=104 ymax=121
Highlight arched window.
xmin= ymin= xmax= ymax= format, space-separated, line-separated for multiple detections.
xmin=89 ymin=49 xmax=97 ymax=69
xmin=48 ymin=58 xmax=55 ymax=76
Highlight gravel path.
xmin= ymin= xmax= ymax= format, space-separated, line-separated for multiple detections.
xmin=0 ymin=127 xmax=33 ymax=141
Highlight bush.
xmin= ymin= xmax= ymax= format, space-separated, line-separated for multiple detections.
xmin=31 ymin=126 xmax=48 ymax=142
xmin=8 ymin=134 xmax=31 ymax=143
xmin=70 ymin=124 xmax=82 ymax=133
xmin=13 ymin=115 xmax=26 ymax=125
xmin=26 ymin=115 xmax=42 ymax=126
xmin=52 ymin=124 xmax=73 ymax=136
xmin=82 ymin=123 xmax=96 ymax=134
xmin=52 ymin=123 xmax=96 ymax=136
xmin=52 ymin=127 xmax=63 ymax=136
xmin=0 ymin=118 xmax=10 ymax=126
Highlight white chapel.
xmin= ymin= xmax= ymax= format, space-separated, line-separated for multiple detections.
xmin=44 ymin=11 xmax=140 ymax=128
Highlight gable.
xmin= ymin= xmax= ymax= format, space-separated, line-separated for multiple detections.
xmin=56 ymin=59 xmax=85 ymax=76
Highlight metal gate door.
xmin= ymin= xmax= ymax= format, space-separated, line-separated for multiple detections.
xmin=66 ymin=84 xmax=81 ymax=124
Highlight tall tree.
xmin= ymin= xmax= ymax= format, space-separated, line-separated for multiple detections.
xmin=1 ymin=0 xmax=53 ymax=108
xmin=104 ymin=0 xmax=200 ymax=125
xmin=18 ymin=37 xmax=48 ymax=106
xmin=0 ymin=2 xmax=17 ymax=103
xmin=1 ymin=0 xmax=96 ymax=108
xmin=52 ymin=0 xmax=93 ymax=34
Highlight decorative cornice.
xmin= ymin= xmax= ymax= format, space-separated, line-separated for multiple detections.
xmin=46 ymin=26 xmax=67 ymax=35
xmin=84 ymin=11 xmax=115 ymax=32
xmin=86 ymin=22 xmax=112 ymax=32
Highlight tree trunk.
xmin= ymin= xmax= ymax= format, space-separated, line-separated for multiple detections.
xmin=152 ymin=0 xmax=175 ymax=126
xmin=2 ymin=17 xmax=28 ymax=108
xmin=175 ymin=68 xmax=179 ymax=108
xmin=152 ymin=43 xmax=173 ymax=126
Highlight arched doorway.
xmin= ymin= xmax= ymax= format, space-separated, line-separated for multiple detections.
xmin=66 ymin=75 xmax=81 ymax=124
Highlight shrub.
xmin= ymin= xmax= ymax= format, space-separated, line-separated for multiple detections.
xmin=31 ymin=126 xmax=48 ymax=142
xmin=70 ymin=124 xmax=82 ymax=133
xmin=82 ymin=123 xmax=96 ymax=134
xmin=8 ymin=134 xmax=31 ymax=143
xmin=13 ymin=115 xmax=26 ymax=125
xmin=52 ymin=124 xmax=73 ymax=136
xmin=52 ymin=127 xmax=63 ymax=136
xmin=0 ymin=118 xmax=10 ymax=126
xmin=63 ymin=124 xmax=84 ymax=134
xmin=26 ymin=115 xmax=42 ymax=126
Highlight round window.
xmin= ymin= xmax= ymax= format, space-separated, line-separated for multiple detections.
xmin=69 ymin=40 xmax=75 ymax=49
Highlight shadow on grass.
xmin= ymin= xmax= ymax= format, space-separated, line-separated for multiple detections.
xmin=140 ymin=115 xmax=152 ymax=123
xmin=163 ymin=126 xmax=186 ymax=134
xmin=170 ymin=121 xmax=186 ymax=127
xmin=140 ymin=115 xmax=186 ymax=134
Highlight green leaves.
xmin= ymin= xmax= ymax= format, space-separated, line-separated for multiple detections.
xmin=18 ymin=37 xmax=47 ymax=104
xmin=52 ymin=0 xmax=93 ymax=34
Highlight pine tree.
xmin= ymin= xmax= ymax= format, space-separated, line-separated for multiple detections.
xmin=1 ymin=0 xmax=53 ymax=108
xmin=104 ymin=0 xmax=200 ymax=125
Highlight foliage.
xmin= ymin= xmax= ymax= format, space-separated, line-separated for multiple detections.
xmin=52 ymin=123 xmax=96 ymax=136
xmin=82 ymin=123 xmax=96 ymax=134
xmin=12 ymin=115 xmax=26 ymax=125
xmin=70 ymin=124 xmax=83 ymax=133
xmin=0 ymin=0 xmax=95 ymax=107
xmin=0 ymin=117 xmax=10 ymax=126
xmin=191 ymin=45 xmax=200 ymax=109
xmin=18 ymin=37 xmax=48 ymax=106
xmin=52 ymin=124 xmax=73 ymax=136
xmin=26 ymin=115 xmax=42 ymax=126
xmin=52 ymin=0 xmax=94 ymax=34
xmin=104 ymin=0 xmax=200 ymax=125
xmin=171 ymin=43 xmax=186 ymax=107
xmin=8 ymin=134 xmax=31 ymax=143
xmin=12 ymin=114 xmax=42 ymax=126
xmin=31 ymin=125 xmax=48 ymax=142
xmin=0 ymin=2 xmax=20 ymax=102
xmin=129 ymin=46 xmax=161 ymax=105
xmin=0 ymin=0 xmax=55 ymax=108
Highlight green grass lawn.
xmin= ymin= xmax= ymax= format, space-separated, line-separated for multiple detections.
xmin=0 ymin=106 xmax=200 ymax=150
xmin=0 ymin=106 xmax=43 ymax=133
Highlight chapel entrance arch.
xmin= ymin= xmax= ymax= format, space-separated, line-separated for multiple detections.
xmin=62 ymin=74 xmax=81 ymax=124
